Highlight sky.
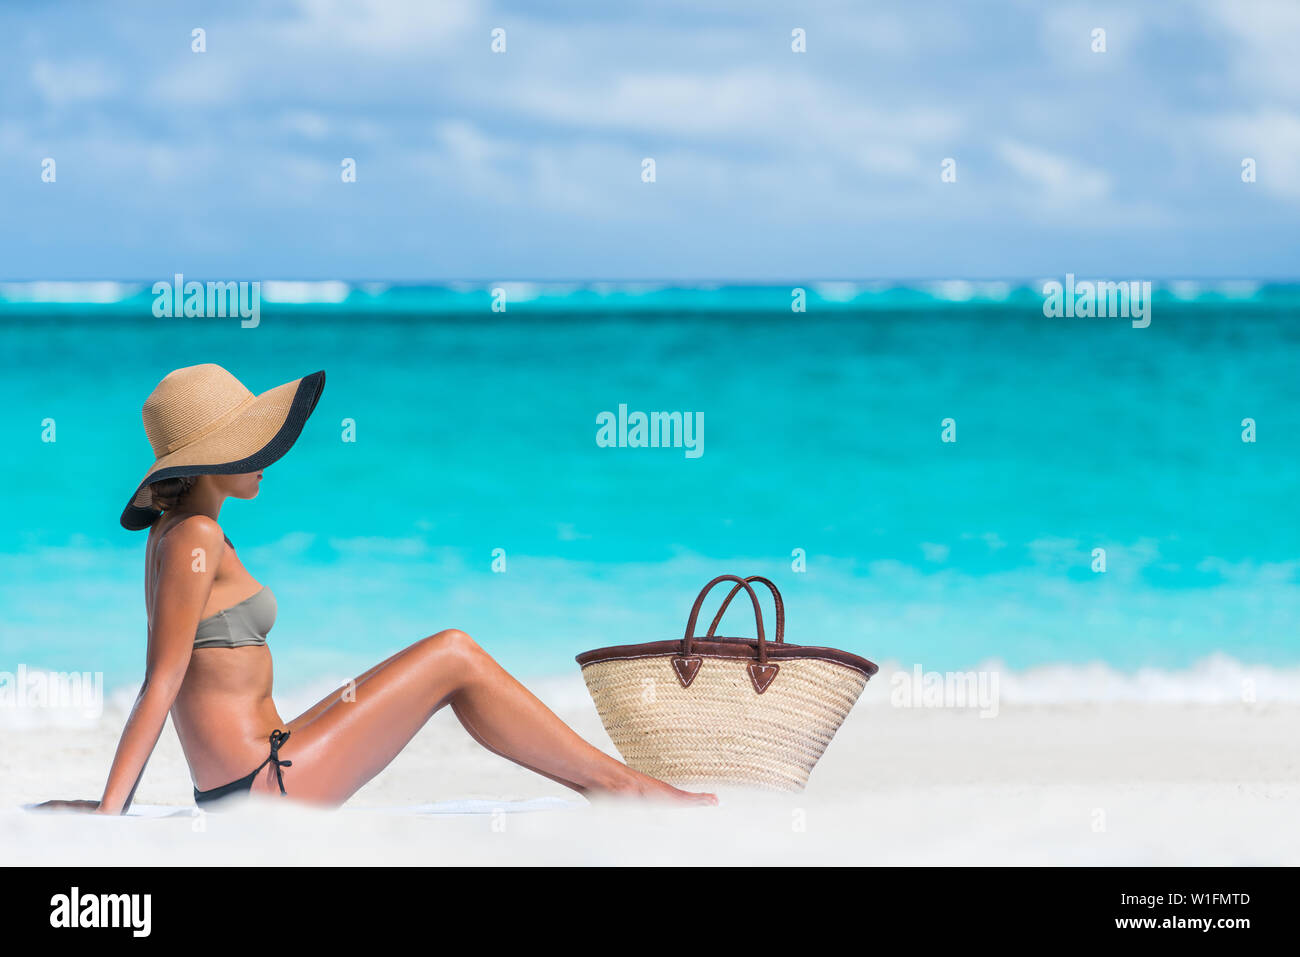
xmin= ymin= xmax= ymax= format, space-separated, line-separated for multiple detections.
xmin=0 ymin=0 xmax=1297 ymax=281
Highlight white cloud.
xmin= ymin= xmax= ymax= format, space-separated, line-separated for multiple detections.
xmin=3 ymin=0 xmax=1294 ymax=275
xmin=277 ymin=0 xmax=478 ymax=54
xmin=995 ymin=138 xmax=1112 ymax=207
xmin=280 ymin=110 xmax=331 ymax=140
xmin=1039 ymin=4 xmax=1148 ymax=63
xmin=414 ymin=119 xmax=956 ymax=223
xmin=30 ymin=59 xmax=119 ymax=105
xmin=1199 ymin=0 xmax=1300 ymax=100
xmin=504 ymin=68 xmax=962 ymax=158
xmin=145 ymin=58 xmax=245 ymax=107
xmin=1202 ymin=109 xmax=1300 ymax=200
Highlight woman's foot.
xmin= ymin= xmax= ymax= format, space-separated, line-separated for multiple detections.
xmin=588 ymin=765 xmax=718 ymax=806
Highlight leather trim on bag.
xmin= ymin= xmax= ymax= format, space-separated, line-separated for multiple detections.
xmin=747 ymin=661 xmax=780 ymax=694
xmin=577 ymin=637 xmax=878 ymax=677
xmin=671 ymin=655 xmax=703 ymax=688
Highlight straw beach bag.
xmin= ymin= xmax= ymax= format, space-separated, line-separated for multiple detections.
xmin=576 ymin=575 xmax=878 ymax=792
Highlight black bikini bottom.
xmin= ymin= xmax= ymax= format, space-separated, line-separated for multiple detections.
xmin=193 ymin=729 xmax=293 ymax=808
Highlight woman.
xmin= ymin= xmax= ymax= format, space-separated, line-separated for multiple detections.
xmin=52 ymin=364 xmax=715 ymax=813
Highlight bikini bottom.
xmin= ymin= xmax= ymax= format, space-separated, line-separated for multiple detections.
xmin=193 ymin=728 xmax=293 ymax=809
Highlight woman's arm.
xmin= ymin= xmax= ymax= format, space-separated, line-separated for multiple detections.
xmin=95 ymin=517 xmax=224 ymax=815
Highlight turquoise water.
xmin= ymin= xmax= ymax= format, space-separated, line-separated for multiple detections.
xmin=2 ymin=283 xmax=1298 ymax=692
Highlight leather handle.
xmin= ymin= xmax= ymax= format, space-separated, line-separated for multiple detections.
xmin=681 ymin=575 xmax=768 ymax=664
xmin=706 ymin=576 xmax=784 ymax=645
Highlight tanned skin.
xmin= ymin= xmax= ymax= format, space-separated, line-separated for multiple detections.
xmin=38 ymin=470 xmax=717 ymax=813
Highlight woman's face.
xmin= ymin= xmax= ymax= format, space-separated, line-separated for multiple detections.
xmin=208 ymin=470 xmax=263 ymax=500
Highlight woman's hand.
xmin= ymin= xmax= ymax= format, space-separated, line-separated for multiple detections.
xmin=30 ymin=799 xmax=103 ymax=812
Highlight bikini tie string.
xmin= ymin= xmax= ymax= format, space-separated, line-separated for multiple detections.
xmin=267 ymin=728 xmax=293 ymax=795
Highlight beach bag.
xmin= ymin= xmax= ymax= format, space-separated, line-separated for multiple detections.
xmin=575 ymin=574 xmax=878 ymax=792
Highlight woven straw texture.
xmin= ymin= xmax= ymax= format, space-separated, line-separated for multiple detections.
xmin=128 ymin=365 xmax=305 ymax=507
xmin=581 ymin=654 xmax=868 ymax=792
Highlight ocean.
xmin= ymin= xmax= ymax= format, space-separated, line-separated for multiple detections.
xmin=2 ymin=281 xmax=1298 ymax=704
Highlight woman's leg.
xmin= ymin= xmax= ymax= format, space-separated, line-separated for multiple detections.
xmin=288 ymin=644 xmax=591 ymax=793
xmin=283 ymin=644 xmax=412 ymax=731
xmin=283 ymin=639 xmax=590 ymax=792
xmin=259 ymin=629 xmax=717 ymax=807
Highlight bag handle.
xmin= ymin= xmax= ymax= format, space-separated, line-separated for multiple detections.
xmin=676 ymin=574 xmax=780 ymax=694
xmin=682 ymin=575 xmax=766 ymax=656
xmin=705 ymin=576 xmax=784 ymax=645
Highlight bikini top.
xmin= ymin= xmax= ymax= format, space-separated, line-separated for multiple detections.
xmin=192 ymin=533 xmax=276 ymax=649
xmin=194 ymin=586 xmax=277 ymax=650
xmin=151 ymin=523 xmax=276 ymax=649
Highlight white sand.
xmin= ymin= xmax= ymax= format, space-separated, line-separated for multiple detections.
xmin=4 ymin=676 xmax=1298 ymax=865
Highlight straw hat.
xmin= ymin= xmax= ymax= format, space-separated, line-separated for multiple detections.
xmin=120 ymin=364 xmax=325 ymax=530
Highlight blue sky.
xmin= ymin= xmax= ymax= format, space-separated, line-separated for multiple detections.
xmin=1 ymin=0 xmax=1297 ymax=280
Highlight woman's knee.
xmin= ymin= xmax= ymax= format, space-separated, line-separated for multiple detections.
xmin=418 ymin=628 xmax=482 ymax=662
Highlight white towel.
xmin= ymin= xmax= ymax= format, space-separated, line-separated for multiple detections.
xmin=23 ymin=797 xmax=585 ymax=817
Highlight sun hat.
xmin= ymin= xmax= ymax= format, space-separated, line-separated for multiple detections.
xmin=120 ymin=364 xmax=325 ymax=530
